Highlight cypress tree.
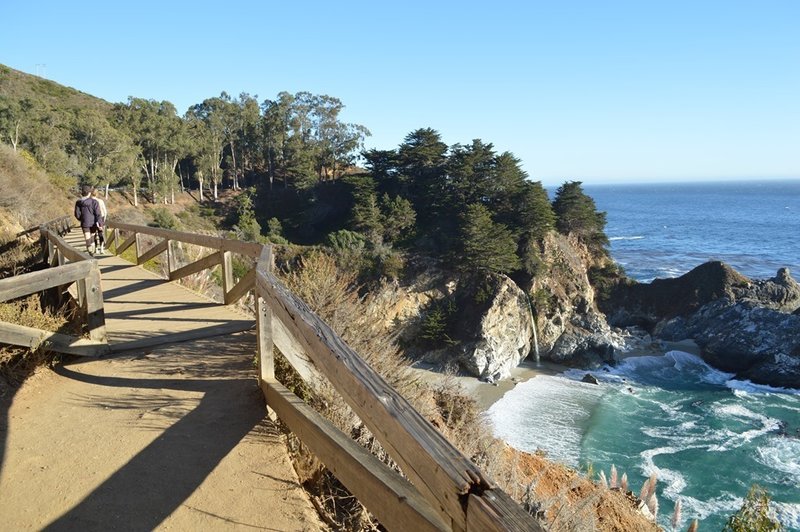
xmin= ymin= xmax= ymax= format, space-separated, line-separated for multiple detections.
xmin=459 ymin=203 xmax=521 ymax=274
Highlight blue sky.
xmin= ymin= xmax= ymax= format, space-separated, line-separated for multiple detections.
xmin=2 ymin=1 xmax=798 ymax=185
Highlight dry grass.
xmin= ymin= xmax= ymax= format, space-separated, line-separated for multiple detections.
xmin=0 ymin=295 xmax=79 ymax=392
xmin=274 ymin=249 xmax=660 ymax=531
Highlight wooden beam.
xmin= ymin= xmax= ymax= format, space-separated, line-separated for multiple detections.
xmin=0 ymin=321 xmax=109 ymax=357
xmin=115 ymin=233 xmax=137 ymax=255
xmin=0 ymin=261 xmax=92 ymax=302
xmin=223 ymin=267 xmax=255 ymax=305
xmin=168 ymin=250 xmax=223 ymax=282
xmin=256 ymin=270 xmax=539 ymax=531
xmin=137 ymin=238 xmax=169 ymax=265
xmin=263 ymin=380 xmax=449 ymax=532
xmin=108 ymin=221 xmax=263 ymax=258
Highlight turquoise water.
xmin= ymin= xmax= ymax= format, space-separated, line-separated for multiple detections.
xmin=488 ymin=354 xmax=800 ymax=530
xmin=491 ymin=180 xmax=800 ymax=530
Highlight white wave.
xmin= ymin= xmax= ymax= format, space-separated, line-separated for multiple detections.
xmin=671 ymin=492 xmax=742 ymax=525
xmin=756 ymin=439 xmax=800 ymax=482
xmin=609 ymin=235 xmax=645 ymax=241
xmin=774 ymin=502 xmax=800 ymax=530
xmin=707 ymin=404 xmax=780 ymax=451
xmin=612 ymin=350 xmax=735 ymax=385
xmin=487 ymin=375 xmax=605 ymax=466
xmin=639 ymin=446 xmax=689 ymax=498
xmin=727 ymin=379 xmax=800 ymax=395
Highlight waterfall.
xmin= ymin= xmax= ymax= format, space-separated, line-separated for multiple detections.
xmin=526 ymin=284 xmax=540 ymax=365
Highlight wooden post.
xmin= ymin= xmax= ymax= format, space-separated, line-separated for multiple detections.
xmin=134 ymin=233 xmax=142 ymax=262
xmin=166 ymin=240 xmax=176 ymax=276
xmin=257 ymin=295 xmax=274 ymax=383
xmin=221 ymin=251 xmax=234 ymax=300
xmin=76 ymin=278 xmax=87 ymax=308
xmin=113 ymin=228 xmax=120 ymax=254
xmin=84 ymin=261 xmax=107 ymax=343
xmin=256 ymin=246 xmax=275 ymax=419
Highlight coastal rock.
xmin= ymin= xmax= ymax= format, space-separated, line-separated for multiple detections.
xmin=602 ymin=263 xmax=800 ymax=388
xmin=454 ymin=274 xmax=533 ymax=380
xmin=582 ymin=373 xmax=599 ymax=384
xmin=603 ymin=261 xmax=751 ymax=328
xmin=736 ymin=267 xmax=800 ymax=313
xmin=531 ymin=233 xmax=622 ymax=366
xmin=682 ymin=299 xmax=800 ymax=387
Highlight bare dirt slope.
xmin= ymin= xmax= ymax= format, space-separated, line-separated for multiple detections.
xmin=0 ymin=332 xmax=324 ymax=531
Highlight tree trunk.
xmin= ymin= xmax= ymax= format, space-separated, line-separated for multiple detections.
xmin=213 ymin=181 xmax=218 ymax=200
xmin=133 ymin=181 xmax=139 ymax=207
xmin=104 ymin=183 xmax=109 ymax=199
xmin=198 ymin=177 xmax=204 ymax=202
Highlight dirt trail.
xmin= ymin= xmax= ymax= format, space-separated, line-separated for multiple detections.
xmin=0 ymin=332 xmax=324 ymax=531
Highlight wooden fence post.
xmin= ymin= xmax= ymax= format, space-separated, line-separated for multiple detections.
xmin=222 ymin=251 xmax=234 ymax=299
xmin=84 ymin=261 xmax=107 ymax=343
xmin=113 ymin=228 xmax=120 ymax=254
xmin=134 ymin=233 xmax=142 ymax=262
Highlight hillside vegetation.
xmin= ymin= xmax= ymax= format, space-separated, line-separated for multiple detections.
xmin=0 ymin=65 xmax=671 ymax=531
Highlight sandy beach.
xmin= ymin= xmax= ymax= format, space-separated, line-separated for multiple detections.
xmin=409 ymin=338 xmax=702 ymax=412
xmin=410 ymin=358 xmax=568 ymax=411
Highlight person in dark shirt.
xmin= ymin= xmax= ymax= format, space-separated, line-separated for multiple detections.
xmin=74 ymin=184 xmax=102 ymax=254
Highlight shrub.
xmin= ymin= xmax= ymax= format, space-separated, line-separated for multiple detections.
xmin=149 ymin=207 xmax=177 ymax=230
xmin=724 ymin=485 xmax=784 ymax=532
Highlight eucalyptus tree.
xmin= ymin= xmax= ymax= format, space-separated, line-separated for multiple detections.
xmin=69 ymin=109 xmax=138 ymax=187
xmin=112 ymin=97 xmax=186 ymax=205
xmin=0 ymin=96 xmax=33 ymax=152
xmin=185 ymin=97 xmax=228 ymax=200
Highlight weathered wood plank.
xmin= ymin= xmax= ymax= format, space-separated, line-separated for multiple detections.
xmin=137 ymin=238 xmax=168 ymax=265
xmin=257 ymin=269 xmax=540 ymax=531
xmin=0 ymin=261 xmax=92 ymax=302
xmin=84 ymin=262 xmax=107 ymax=343
xmin=108 ymin=221 xmax=263 ymax=258
xmin=108 ymin=320 xmax=253 ymax=352
xmin=0 ymin=321 xmax=109 ymax=357
xmin=263 ymin=379 xmax=449 ymax=532
xmin=257 ymin=271 xmax=475 ymax=529
xmin=115 ymin=233 xmax=137 ymax=255
xmin=466 ymin=492 xmax=544 ymax=532
xmin=168 ymin=250 xmax=223 ymax=282
xmin=223 ymin=267 xmax=255 ymax=305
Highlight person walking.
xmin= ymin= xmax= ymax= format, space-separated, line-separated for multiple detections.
xmin=91 ymin=187 xmax=108 ymax=254
xmin=74 ymin=185 xmax=102 ymax=255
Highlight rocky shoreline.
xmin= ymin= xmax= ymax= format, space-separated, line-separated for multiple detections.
xmin=366 ymin=233 xmax=800 ymax=392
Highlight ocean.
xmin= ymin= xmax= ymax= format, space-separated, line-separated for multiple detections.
xmin=489 ymin=180 xmax=800 ymax=531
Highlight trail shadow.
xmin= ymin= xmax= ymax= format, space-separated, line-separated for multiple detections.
xmin=42 ymin=334 xmax=269 ymax=531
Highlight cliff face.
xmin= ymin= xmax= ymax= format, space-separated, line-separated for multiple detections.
xmin=528 ymin=233 xmax=623 ymax=367
xmin=363 ymin=233 xmax=622 ymax=380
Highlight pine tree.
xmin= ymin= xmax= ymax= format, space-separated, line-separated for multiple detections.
xmin=459 ymin=203 xmax=521 ymax=273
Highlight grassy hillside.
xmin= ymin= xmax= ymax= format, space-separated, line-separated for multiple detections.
xmin=0 ymin=64 xmax=111 ymax=112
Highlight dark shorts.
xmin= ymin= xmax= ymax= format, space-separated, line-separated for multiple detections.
xmin=82 ymin=226 xmax=98 ymax=234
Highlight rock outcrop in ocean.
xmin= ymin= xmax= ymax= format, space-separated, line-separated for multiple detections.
xmin=605 ymin=262 xmax=800 ymax=388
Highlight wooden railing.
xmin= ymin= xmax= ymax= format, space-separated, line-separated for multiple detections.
xmin=0 ymin=216 xmax=108 ymax=356
xmin=99 ymin=221 xmax=544 ymax=531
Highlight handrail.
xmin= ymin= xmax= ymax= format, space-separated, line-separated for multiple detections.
xmin=0 ymin=217 xmax=109 ymax=357
xmin=72 ymin=220 xmax=543 ymax=530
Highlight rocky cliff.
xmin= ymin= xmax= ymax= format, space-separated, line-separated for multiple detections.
xmin=363 ymin=233 xmax=626 ymax=380
xmin=605 ymin=263 xmax=800 ymax=388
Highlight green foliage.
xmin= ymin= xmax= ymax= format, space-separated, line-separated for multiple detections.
xmin=724 ymin=485 xmax=784 ymax=532
xmin=459 ymin=203 xmax=521 ymax=274
xmin=552 ymin=181 xmax=609 ymax=254
xmin=420 ymin=299 xmax=459 ymax=348
xmin=588 ymin=263 xmax=626 ymax=301
xmin=149 ymin=207 xmax=178 ymax=230
xmin=380 ymin=193 xmax=416 ymax=244
xmin=233 ymin=188 xmax=263 ymax=242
